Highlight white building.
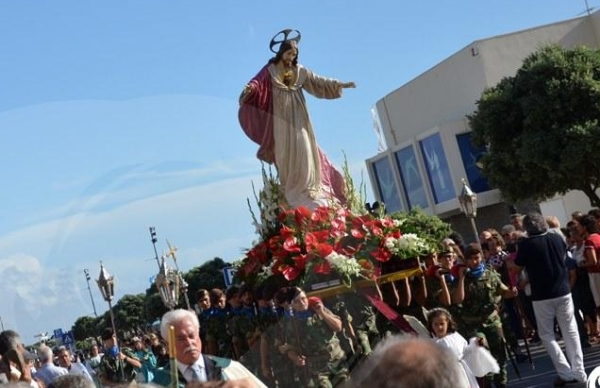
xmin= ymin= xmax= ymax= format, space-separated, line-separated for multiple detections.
xmin=366 ymin=11 xmax=600 ymax=238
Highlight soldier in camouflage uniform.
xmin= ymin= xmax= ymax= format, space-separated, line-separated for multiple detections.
xmin=278 ymin=287 xmax=348 ymax=388
xmin=226 ymin=286 xmax=243 ymax=360
xmin=234 ymin=284 xmax=260 ymax=373
xmin=451 ymin=243 xmax=518 ymax=388
xmin=330 ymin=292 xmax=379 ymax=364
xmin=420 ymin=250 xmax=452 ymax=310
xmin=97 ymin=328 xmax=140 ymax=386
xmin=260 ymin=286 xmax=297 ymax=387
xmin=195 ymin=288 xmax=211 ymax=345
xmin=205 ymin=288 xmax=234 ymax=358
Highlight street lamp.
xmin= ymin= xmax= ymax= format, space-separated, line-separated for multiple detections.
xmin=83 ymin=269 xmax=98 ymax=317
xmin=155 ymin=257 xmax=180 ymax=310
xmin=149 ymin=226 xmax=161 ymax=270
xmin=96 ymin=262 xmax=118 ymax=340
xmin=458 ymin=178 xmax=481 ymax=247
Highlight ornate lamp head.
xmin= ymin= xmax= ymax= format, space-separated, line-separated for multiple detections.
xmin=458 ymin=179 xmax=478 ymax=218
xmin=96 ymin=261 xmax=115 ymax=302
xmin=155 ymin=257 xmax=180 ymax=310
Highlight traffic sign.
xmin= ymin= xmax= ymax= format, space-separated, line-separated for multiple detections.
xmin=62 ymin=331 xmax=74 ymax=345
xmin=53 ymin=328 xmax=63 ymax=340
xmin=222 ymin=266 xmax=237 ymax=288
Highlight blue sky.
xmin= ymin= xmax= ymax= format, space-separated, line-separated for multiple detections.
xmin=0 ymin=0 xmax=593 ymax=343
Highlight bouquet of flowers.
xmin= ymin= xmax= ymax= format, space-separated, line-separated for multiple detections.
xmin=236 ymin=204 xmax=429 ymax=289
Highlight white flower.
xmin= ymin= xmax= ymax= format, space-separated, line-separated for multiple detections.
xmin=257 ymin=261 xmax=275 ymax=282
xmin=384 ymin=237 xmax=397 ymax=250
xmin=325 ymin=252 xmax=363 ymax=279
xmin=386 ymin=233 xmax=429 ymax=258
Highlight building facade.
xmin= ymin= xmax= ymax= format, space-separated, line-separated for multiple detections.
xmin=367 ymin=11 xmax=600 ymax=240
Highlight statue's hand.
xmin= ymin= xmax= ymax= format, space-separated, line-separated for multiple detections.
xmin=342 ymin=82 xmax=356 ymax=88
xmin=239 ymin=83 xmax=254 ymax=105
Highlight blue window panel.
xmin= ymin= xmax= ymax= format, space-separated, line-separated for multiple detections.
xmin=456 ymin=132 xmax=490 ymax=193
xmin=372 ymin=157 xmax=403 ymax=213
xmin=394 ymin=146 xmax=428 ymax=209
xmin=419 ymin=133 xmax=455 ymax=204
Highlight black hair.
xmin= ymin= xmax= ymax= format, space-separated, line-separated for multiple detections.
xmin=269 ymin=40 xmax=299 ymax=67
xmin=426 ymin=308 xmax=457 ymax=335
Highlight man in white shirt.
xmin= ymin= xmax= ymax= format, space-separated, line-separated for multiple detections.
xmin=35 ymin=345 xmax=68 ymax=387
xmin=152 ymin=309 xmax=266 ymax=388
xmin=56 ymin=347 xmax=93 ymax=383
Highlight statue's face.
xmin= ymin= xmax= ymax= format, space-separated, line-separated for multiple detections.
xmin=281 ymin=48 xmax=297 ymax=68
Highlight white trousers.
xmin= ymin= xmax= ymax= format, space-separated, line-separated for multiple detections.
xmin=532 ymin=294 xmax=586 ymax=382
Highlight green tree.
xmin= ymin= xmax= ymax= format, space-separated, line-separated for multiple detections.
xmin=184 ymin=257 xmax=229 ymax=303
xmin=71 ymin=316 xmax=97 ymax=342
xmin=144 ymin=291 xmax=169 ymax=323
xmin=469 ymin=45 xmax=600 ymax=207
xmin=112 ymin=293 xmax=147 ymax=334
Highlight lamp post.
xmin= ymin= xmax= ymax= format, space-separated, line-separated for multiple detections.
xmin=149 ymin=226 xmax=161 ymax=270
xmin=0 ymin=316 xmax=4 ymax=331
xmin=83 ymin=269 xmax=98 ymax=317
xmin=458 ymin=179 xmax=481 ymax=247
xmin=155 ymin=257 xmax=180 ymax=310
xmin=96 ymin=262 xmax=117 ymax=340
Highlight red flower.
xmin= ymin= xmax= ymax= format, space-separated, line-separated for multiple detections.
xmin=292 ymin=254 xmax=307 ymax=270
xmin=312 ymin=230 xmax=331 ymax=242
xmin=351 ymin=227 xmax=365 ymax=239
xmin=371 ymin=247 xmax=392 ymax=262
xmin=331 ymin=216 xmax=347 ymax=237
xmin=283 ymin=237 xmax=302 ymax=253
xmin=311 ymin=207 xmax=330 ymax=223
xmin=294 ymin=206 xmax=311 ymax=225
xmin=312 ymin=260 xmax=331 ymax=275
xmin=279 ymin=225 xmax=295 ymax=239
xmin=282 ymin=265 xmax=301 ymax=281
xmin=315 ymin=243 xmax=333 ymax=258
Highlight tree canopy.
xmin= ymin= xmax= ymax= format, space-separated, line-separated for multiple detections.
xmin=469 ymin=45 xmax=600 ymax=207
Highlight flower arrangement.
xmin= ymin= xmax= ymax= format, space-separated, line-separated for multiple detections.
xmin=237 ymin=162 xmax=434 ymax=290
xmin=236 ymin=203 xmax=429 ymax=289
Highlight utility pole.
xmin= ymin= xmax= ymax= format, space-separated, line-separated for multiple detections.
xmin=83 ymin=269 xmax=98 ymax=317
xmin=0 ymin=316 xmax=4 ymax=331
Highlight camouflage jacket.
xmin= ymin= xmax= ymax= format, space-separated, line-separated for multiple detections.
xmin=282 ymin=310 xmax=343 ymax=357
xmin=458 ymin=267 xmax=507 ymax=322
xmin=98 ymin=347 xmax=138 ymax=383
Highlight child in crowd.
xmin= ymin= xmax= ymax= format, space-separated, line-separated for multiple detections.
xmin=427 ymin=308 xmax=478 ymax=388
xmin=427 ymin=308 xmax=498 ymax=388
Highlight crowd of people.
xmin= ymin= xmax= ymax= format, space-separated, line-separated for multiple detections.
xmin=2 ymin=210 xmax=600 ymax=388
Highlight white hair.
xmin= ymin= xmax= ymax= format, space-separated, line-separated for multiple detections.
xmin=160 ymin=309 xmax=199 ymax=342
xmin=38 ymin=344 xmax=54 ymax=363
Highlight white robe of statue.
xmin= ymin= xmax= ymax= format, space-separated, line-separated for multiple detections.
xmin=268 ymin=63 xmax=343 ymax=209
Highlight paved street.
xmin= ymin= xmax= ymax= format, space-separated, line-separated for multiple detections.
xmin=507 ymin=339 xmax=600 ymax=387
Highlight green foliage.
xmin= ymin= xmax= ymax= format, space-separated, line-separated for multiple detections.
xmin=184 ymin=257 xmax=229 ymax=301
xmin=112 ymin=293 xmax=147 ymax=333
xmin=71 ymin=316 xmax=97 ymax=342
xmin=469 ymin=45 xmax=600 ymax=206
xmin=341 ymin=152 xmax=368 ymax=215
xmin=390 ymin=207 xmax=452 ymax=251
